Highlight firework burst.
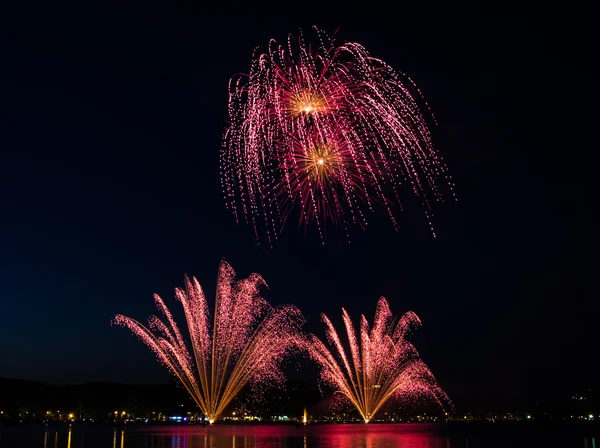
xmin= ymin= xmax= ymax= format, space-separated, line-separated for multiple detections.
xmin=113 ymin=260 xmax=305 ymax=422
xmin=222 ymin=26 xmax=454 ymax=244
xmin=307 ymin=297 xmax=449 ymax=422
xmin=271 ymin=124 xmax=379 ymax=230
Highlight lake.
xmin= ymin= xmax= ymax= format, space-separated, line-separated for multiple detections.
xmin=0 ymin=423 xmax=597 ymax=447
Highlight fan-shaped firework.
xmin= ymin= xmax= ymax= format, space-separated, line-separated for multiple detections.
xmin=222 ymin=26 xmax=454 ymax=244
xmin=307 ymin=297 xmax=449 ymax=422
xmin=113 ymin=260 xmax=304 ymax=422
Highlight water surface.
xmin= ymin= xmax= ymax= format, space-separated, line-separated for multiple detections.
xmin=0 ymin=423 xmax=596 ymax=447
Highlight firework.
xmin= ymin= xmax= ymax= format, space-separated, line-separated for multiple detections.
xmin=272 ymin=123 xmax=377 ymax=230
xmin=222 ymin=26 xmax=454 ymax=243
xmin=113 ymin=260 xmax=305 ymax=422
xmin=307 ymin=297 xmax=449 ymax=422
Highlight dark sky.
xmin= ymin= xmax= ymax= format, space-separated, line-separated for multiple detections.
xmin=0 ymin=5 xmax=593 ymax=412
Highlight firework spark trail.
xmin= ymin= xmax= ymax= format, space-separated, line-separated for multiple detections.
xmin=306 ymin=297 xmax=449 ymax=422
xmin=222 ymin=27 xmax=455 ymax=243
xmin=113 ymin=260 xmax=305 ymax=422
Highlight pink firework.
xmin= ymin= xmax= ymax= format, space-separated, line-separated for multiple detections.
xmin=306 ymin=297 xmax=450 ymax=422
xmin=112 ymin=260 xmax=305 ymax=422
xmin=222 ymin=26 xmax=454 ymax=243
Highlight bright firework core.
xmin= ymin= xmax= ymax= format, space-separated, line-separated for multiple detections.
xmin=291 ymin=89 xmax=328 ymax=116
xmin=113 ymin=260 xmax=305 ymax=422
xmin=308 ymin=145 xmax=336 ymax=178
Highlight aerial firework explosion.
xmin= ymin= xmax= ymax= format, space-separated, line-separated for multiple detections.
xmin=307 ymin=297 xmax=449 ymax=422
xmin=222 ymin=26 xmax=454 ymax=244
xmin=113 ymin=260 xmax=305 ymax=422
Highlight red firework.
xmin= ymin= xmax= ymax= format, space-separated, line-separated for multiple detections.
xmin=269 ymin=123 xmax=379 ymax=230
xmin=222 ymin=27 xmax=454 ymax=244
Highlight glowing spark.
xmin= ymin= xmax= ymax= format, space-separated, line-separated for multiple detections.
xmin=113 ymin=260 xmax=305 ymax=422
xmin=306 ymin=297 xmax=450 ymax=422
xmin=222 ymin=26 xmax=455 ymax=244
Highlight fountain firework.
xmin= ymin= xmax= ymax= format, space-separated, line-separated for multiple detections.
xmin=307 ymin=297 xmax=449 ymax=422
xmin=222 ymin=26 xmax=454 ymax=244
xmin=113 ymin=260 xmax=304 ymax=422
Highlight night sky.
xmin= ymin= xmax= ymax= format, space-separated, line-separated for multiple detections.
xmin=1 ymin=5 xmax=593 ymax=413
